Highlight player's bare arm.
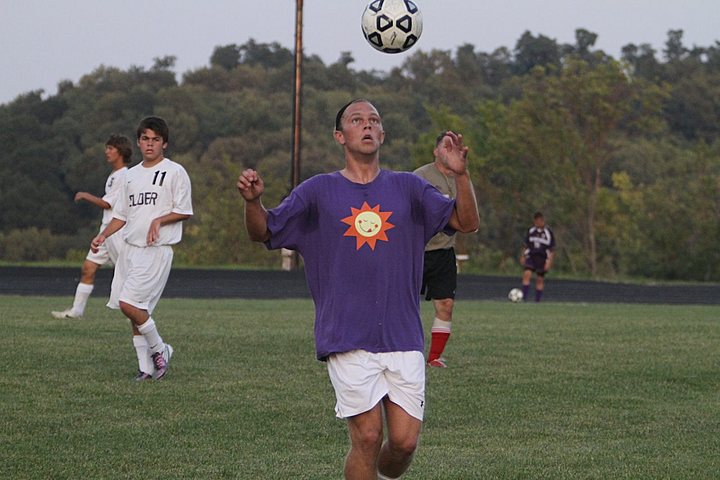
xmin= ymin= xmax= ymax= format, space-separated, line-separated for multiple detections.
xmin=237 ymin=169 xmax=271 ymax=242
xmin=545 ymin=251 xmax=554 ymax=270
xmin=147 ymin=212 xmax=192 ymax=246
xmin=74 ymin=191 xmax=111 ymax=210
xmin=439 ymin=132 xmax=479 ymax=233
xmin=91 ymin=217 xmax=126 ymax=253
xmin=448 ymin=172 xmax=479 ymax=233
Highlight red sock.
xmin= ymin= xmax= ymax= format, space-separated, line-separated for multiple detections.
xmin=428 ymin=317 xmax=452 ymax=361
xmin=428 ymin=331 xmax=450 ymax=361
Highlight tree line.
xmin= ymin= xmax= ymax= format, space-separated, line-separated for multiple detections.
xmin=1 ymin=30 xmax=718 ymax=281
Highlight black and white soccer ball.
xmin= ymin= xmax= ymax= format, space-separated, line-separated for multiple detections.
xmin=508 ymin=288 xmax=524 ymax=303
xmin=361 ymin=0 xmax=423 ymax=54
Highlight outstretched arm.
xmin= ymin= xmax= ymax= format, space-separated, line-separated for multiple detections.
xmin=75 ymin=191 xmax=111 ymax=210
xmin=237 ymin=169 xmax=271 ymax=243
xmin=438 ymin=132 xmax=480 ymax=233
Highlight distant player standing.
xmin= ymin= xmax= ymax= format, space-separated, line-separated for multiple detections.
xmin=414 ymin=132 xmax=476 ymax=368
xmin=52 ymin=134 xmax=133 ymax=319
xmin=520 ymin=211 xmax=555 ymax=302
xmin=92 ymin=116 xmax=193 ymax=380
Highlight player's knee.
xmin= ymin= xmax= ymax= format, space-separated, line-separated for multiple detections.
xmin=80 ymin=260 xmax=99 ymax=281
xmin=352 ymin=426 xmax=384 ymax=451
xmin=388 ymin=434 xmax=419 ymax=458
xmin=436 ymin=298 xmax=454 ymax=316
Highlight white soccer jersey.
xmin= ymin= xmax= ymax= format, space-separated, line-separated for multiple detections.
xmin=101 ymin=166 xmax=128 ymax=227
xmin=114 ymin=158 xmax=193 ymax=247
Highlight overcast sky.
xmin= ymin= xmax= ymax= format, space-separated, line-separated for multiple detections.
xmin=1 ymin=0 xmax=718 ymax=105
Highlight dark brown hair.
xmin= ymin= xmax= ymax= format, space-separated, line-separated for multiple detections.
xmin=334 ymin=99 xmax=372 ymax=131
xmin=105 ymin=134 xmax=133 ymax=163
xmin=136 ymin=116 xmax=169 ymax=143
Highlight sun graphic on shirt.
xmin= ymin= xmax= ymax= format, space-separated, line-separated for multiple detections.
xmin=341 ymin=201 xmax=395 ymax=250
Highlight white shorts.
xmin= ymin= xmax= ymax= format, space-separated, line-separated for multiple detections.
xmin=327 ymin=350 xmax=426 ymax=421
xmin=107 ymin=244 xmax=173 ymax=314
xmin=85 ymin=229 xmax=124 ymax=265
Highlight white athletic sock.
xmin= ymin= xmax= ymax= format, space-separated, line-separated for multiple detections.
xmin=431 ymin=318 xmax=452 ymax=334
xmin=137 ymin=318 xmax=164 ymax=355
xmin=378 ymin=473 xmax=400 ymax=480
xmin=71 ymin=282 xmax=94 ymax=316
xmin=132 ymin=335 xmax=154 ymax=374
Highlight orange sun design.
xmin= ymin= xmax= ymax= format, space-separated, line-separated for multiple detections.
xmin=341 ymin=201 xmax=395 ymax=250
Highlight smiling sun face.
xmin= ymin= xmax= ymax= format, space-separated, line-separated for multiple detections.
xmin=341 ymin=202 xmax=395 ymax=250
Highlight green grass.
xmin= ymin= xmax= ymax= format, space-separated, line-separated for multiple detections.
xmin=2 ymin=297 xmax=719 ymax=479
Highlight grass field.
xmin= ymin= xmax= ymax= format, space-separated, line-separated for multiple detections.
xmin=2 ymin=296 xmax=719 ymax=479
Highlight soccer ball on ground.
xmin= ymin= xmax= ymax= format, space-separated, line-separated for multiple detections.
xmin=508 ymin=288 xmax=524 ymax=303
xmin=361 ymin=0 xmax=423 ymax=54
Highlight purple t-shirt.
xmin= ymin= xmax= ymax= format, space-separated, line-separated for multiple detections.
xmin=266 ymin=169 xmax=456 ymax=360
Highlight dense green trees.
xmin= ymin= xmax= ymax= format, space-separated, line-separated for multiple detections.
xmin=1 ymin=30 xmax=718 ymax=281
xmin=465 ymin=58 xmax=668 ymax=277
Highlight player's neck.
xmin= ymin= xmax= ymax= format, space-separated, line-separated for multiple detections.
xmin=110 ymin=159 xmax=126 ymax=172
xmin=434 ymin=159 xmax=453 ymax=177
xmin=142 ymin=156 xmax=165 ymax=168
xmin=342 ymin=155 xmax=380 ymax=184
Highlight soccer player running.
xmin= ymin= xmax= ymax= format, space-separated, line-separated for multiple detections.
xmin=237 ymin=99 xmax=479 ymax=480
xmin=414 ymin=132 xmax=477 ymax=368
xmin=91 ymin=117 xmax=193 ymax=380
xmin=520 ymin=211 xmax=555 ymax=302
xmin=52 ymin=134 xmax=133 ymax=319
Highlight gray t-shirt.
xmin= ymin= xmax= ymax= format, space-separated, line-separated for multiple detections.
xmin=413 ymin=162 xmax=460 ymax=251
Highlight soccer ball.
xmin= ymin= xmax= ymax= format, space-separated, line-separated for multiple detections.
xmin=361 ymin=0 xmax=423 ymax=54
xmin=508 ymin=288 xmax=524 ymax=303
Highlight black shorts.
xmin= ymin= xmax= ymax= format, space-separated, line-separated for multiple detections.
xmin=421 ymin=248 xmax=457 ymax=301
xmin=524 ymin=254 xmax=547 ymax=276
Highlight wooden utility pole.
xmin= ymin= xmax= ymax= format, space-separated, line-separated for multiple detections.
xmin=288 ymin=0 xmax=303 ymax=270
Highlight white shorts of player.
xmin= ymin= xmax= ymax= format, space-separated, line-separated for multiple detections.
xmin=327 ymin=349 xmax=425 ymax=421
xmin=85 ymin=229 xmax=124 ymax=265
xmin=107 ymin=244 xmax=173 ymax=314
